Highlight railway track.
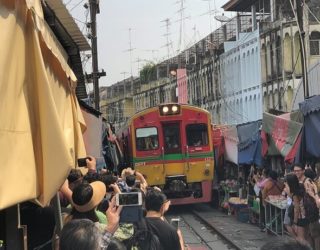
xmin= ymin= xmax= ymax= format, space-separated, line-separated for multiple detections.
xmin=166 ymin=205 xmax=238 ymax=250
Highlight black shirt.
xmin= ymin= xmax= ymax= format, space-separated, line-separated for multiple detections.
xmin=145 ymin=217 xmax=181 ymax=250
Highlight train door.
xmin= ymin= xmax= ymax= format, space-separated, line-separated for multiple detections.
xmin=162 ymin=122 xmax=184 ymax=175
xmin=184 ymin=123 xmax=213 ymax=182
xmin=134 ymin=126 xmax=166 ymax=185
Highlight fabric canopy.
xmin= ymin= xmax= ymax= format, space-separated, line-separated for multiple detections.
xmin=298 ymin=95 xmax=320 ymax=158
xmin=262 ymin=112 xmax=302 ymax=163
xmin=223 ymin=126 xmax=238 ymax=164
xmin=212 ymin=126 xmax=225 ymax=169
xmin=81 ymin=107 xmax=107 ymax=170
xmin=237 ymin=121 xmax=262 ymax=166
xmin=300 ymin=95 xmax=320 ymax=116
xmin=212 ymin=126 xmax=225 ymax=158
xmin=0 ymin=0 xmax=86 ymax=209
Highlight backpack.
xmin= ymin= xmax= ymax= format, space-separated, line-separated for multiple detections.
xmin=303 ymin=192 xmax=319 ymax=223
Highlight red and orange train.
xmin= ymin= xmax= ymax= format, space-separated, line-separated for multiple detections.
xmin=118 ymin=103 xmax=215 ymax=205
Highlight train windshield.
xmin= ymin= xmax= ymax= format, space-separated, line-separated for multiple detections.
xmin=136 ymin=127 xmax=159 ymax=151
xmin=163 ymin=123 xmax=181 ymax=153
xmin=186 ymin=124 xmax=208 ymax=146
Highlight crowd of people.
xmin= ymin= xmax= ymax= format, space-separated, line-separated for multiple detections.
xmin=20 ymin=156 xmax=184 ymax=250
xmin=18 ymin=156 xmax=320 ymax=250
xmin=59 ymin=156 xmax=186 ymax=250
xmin=248 ymin=163 xmax=320 ymax=250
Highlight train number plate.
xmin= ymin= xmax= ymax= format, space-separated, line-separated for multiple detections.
xmin=135 ymin=162 xmax=145 ymax=167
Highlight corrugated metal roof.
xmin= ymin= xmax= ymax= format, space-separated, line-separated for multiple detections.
xmin=44 ymin=0 xmax=91 ymax=51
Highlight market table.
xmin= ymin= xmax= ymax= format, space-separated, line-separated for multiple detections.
xmin=228 ymin=197 xmax=249 ymax=222
xmin=264 ymin=199 xmax=287 ymax=236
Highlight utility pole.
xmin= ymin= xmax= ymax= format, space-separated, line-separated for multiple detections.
xmin=161 ymin=18 xmax=172 ymax=59
xmin=120 ymin=72 xmax=129 ymax=98
xmin=89 ymin=0 xmax=103 ymax=110
xmin=123 ymin=28 xmax=135 ymax=78
xmin=123 ymin=28 xmax=135 ymax=97
xmin=176 ymin=0 xmax=191 ymax=53
xmin=295 ymin=0 xmax=309 ymax=98
xmin=177 ymin=0 xmax=185 ymax=52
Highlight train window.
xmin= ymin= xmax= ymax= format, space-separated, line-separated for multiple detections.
xmin=186 ymin=124 xmax=208 ymax=146
xmin=163 ymin=123 xmax=181 ymax=153
xmin=136 ymin=127 xmax=159 ymax=151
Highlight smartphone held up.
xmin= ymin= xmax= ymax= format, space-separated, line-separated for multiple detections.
xmin=170 ymin=218 xmax=180 ymax=229
xmin=115 ymin=192 xmax=142 ymax=206
xmin=77 ymin=157 xmax=90 ymax=167
xmin=116 ymin=192 xmax=143 ymax=223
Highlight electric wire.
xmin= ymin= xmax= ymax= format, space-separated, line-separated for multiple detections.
xmin=289 ymin=0 xmax=308 ymax=96
xmin=70 ymin=0 xmax=86 ymax=12
xmin=305 ymin=4 xmax=320 ymax=24
xmin=65 ymin=0 xmax=74 ymax=6
xmin=274 ymin=48 xmax=301 ymax=110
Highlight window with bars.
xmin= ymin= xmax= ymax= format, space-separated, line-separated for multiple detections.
xmin=310 ymin=31 xmax=320 ymax=56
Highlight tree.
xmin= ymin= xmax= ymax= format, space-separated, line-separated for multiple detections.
xmin=140 ymin=63 xmax=157 ymax=84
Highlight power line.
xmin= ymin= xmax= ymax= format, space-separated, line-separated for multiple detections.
xmin=70 ymin=0 xmax=86 ymax=11
xmin=274 ymin=48 xmax=301 ymax=110
xmin=201 ymin=0 xmax=218 ymax=33
xmin=305 ymin=4 xmax=320 ymax=24
xmin=289 ymin=0 xmax=309 ymax=98
xmin=65 ymin=0 xmax=74 ymax=6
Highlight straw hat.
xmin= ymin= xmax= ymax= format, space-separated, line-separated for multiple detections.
xmin=72 ymin=181 xmax=106 ymax=213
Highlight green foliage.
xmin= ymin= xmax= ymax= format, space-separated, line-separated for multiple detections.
xmin=140 ymin=63 xmax=157 ymax=84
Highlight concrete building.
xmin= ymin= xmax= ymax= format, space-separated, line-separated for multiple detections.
xmin=219 ymin=29 xmax=262 ymax=125
xmin=187 ymin=13 xmax=255 ymax=125
xmin=101 ymin=77 xmax=136 ymax=130
xmin=101 ymin=0 xmax=320 ymax=130
xmin=222 ymin=0 xmax=320 ymax=113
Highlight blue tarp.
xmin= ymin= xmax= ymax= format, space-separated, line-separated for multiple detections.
xmin=299 ymin=95 xmax=320 ymax=158
xmin=237 ymin=121 xmax=262 ymax=166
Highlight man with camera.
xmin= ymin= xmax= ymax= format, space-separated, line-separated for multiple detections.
xmin=142 ymin=189 xmax=185 ymax=250
xmin=119 ymin=167 xmax=148 ymax=193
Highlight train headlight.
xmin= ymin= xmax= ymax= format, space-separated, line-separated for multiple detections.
xmin=159 ymin=104 xmax=181 ymax=116
xmin=172 ymin=105 xmax=178 ymax=112
xmin=162 ymin=106 xmax=169 ymax=113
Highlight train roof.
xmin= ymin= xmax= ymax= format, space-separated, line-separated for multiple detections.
xmin=131 ymin=103 xmax=210 ymax=121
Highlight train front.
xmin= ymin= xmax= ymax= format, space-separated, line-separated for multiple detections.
xmin=131 ymin=104 xmax=214 ymax=205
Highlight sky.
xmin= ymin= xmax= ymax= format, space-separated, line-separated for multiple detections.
xmin=64 ymin=0 xmax=234 ymax=88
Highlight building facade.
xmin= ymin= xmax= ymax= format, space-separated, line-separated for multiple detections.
xmin=100 ymin=0 xmax=320 ymax=129
xmin=218 ymin=29 xmax=262 ymax=125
